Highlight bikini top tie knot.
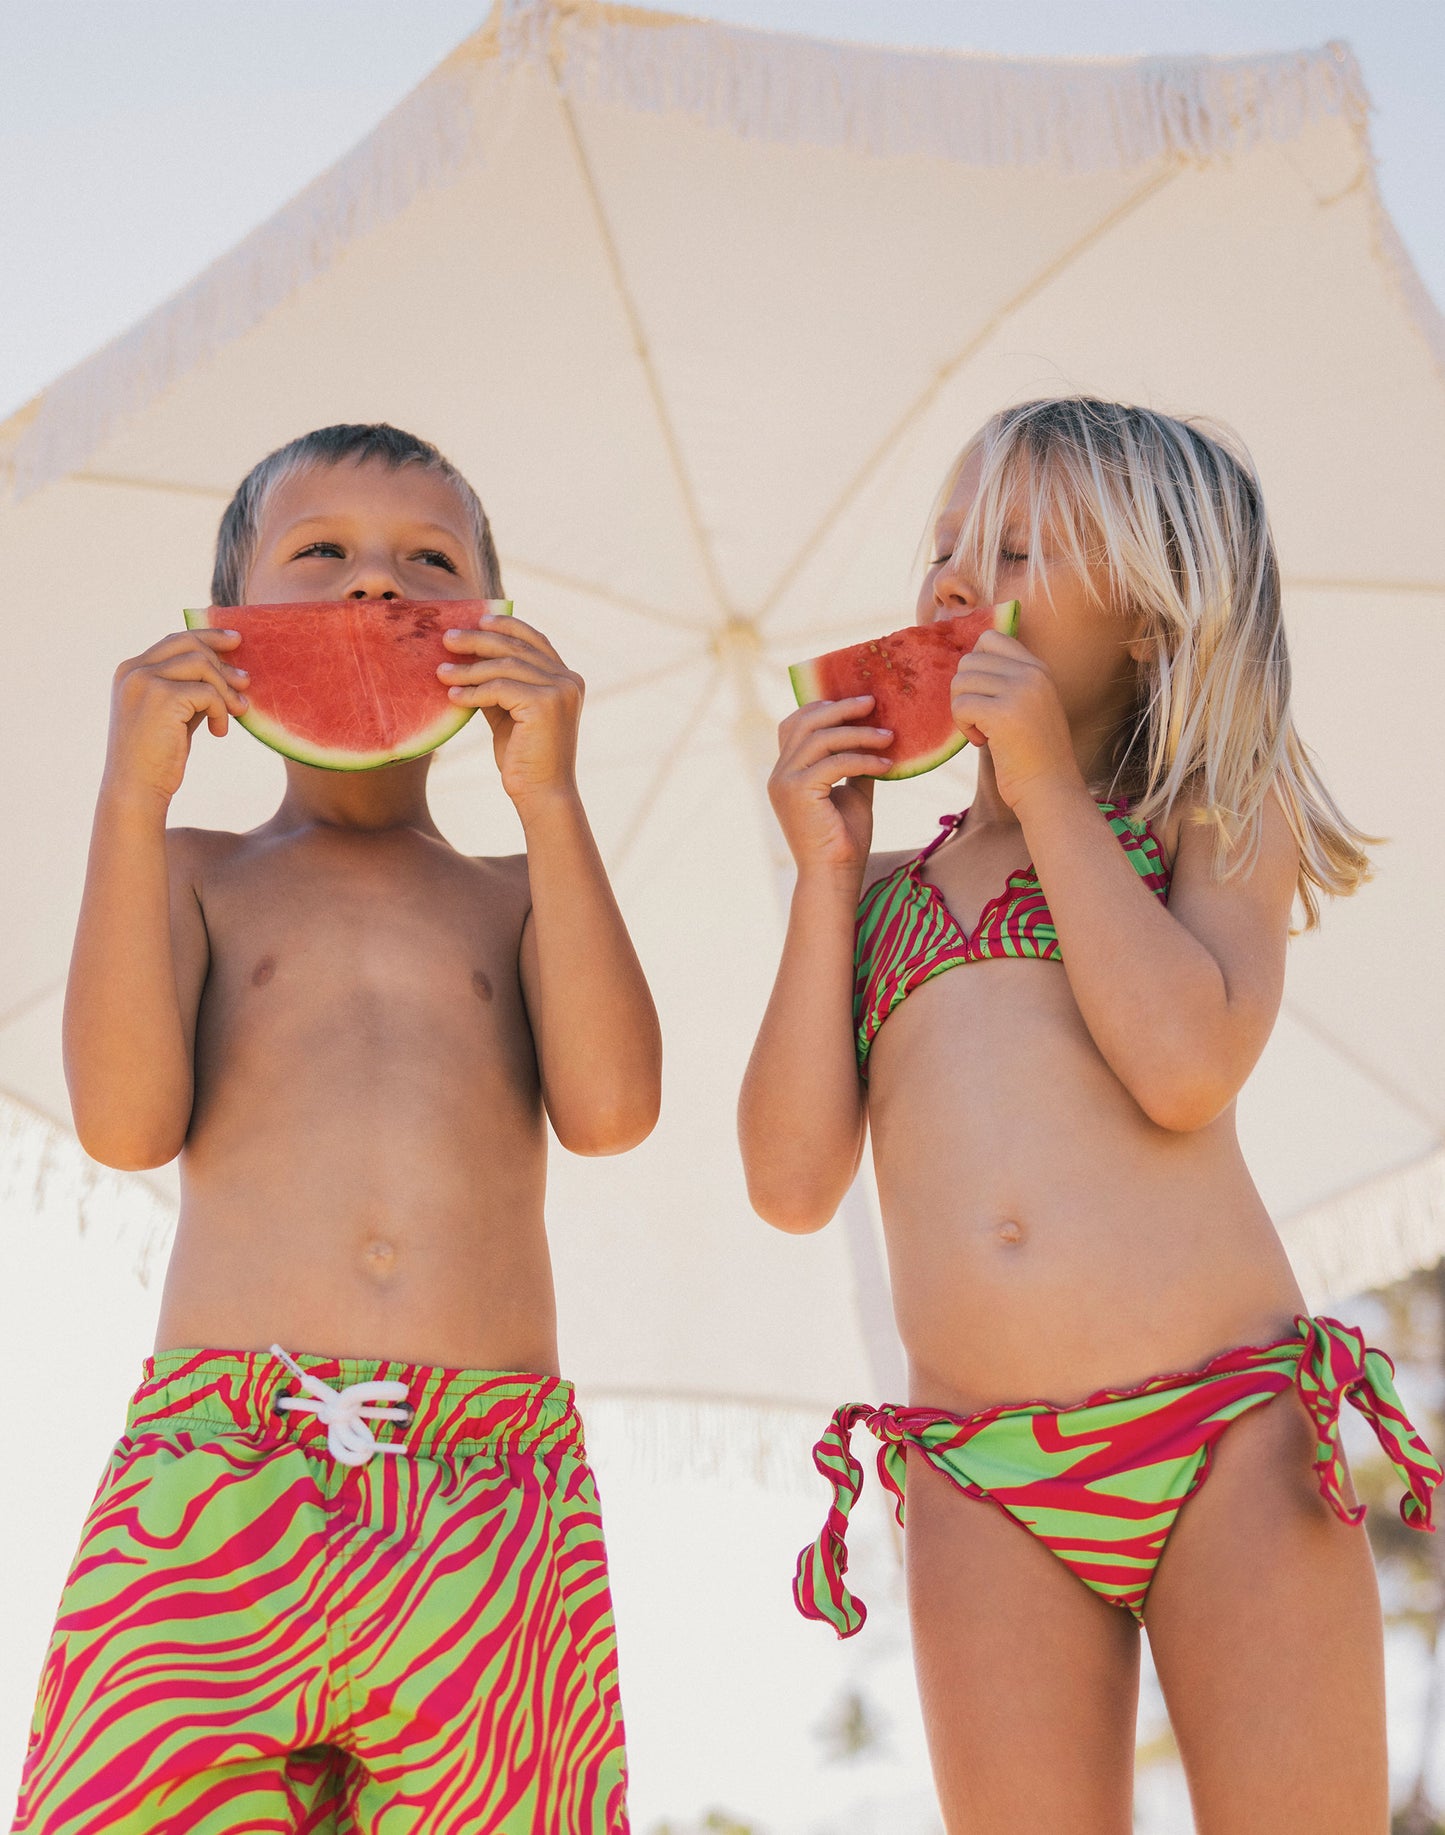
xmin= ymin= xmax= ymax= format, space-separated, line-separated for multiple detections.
xmin=271 ymin=1344 xmax=412 ymax=1467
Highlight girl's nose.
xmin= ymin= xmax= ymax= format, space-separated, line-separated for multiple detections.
xmin=933 ymin=559 xmax=980 ymax=618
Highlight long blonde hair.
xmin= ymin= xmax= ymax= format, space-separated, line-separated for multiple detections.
xmin=934 ymin=397 xmax=1373 ymax=928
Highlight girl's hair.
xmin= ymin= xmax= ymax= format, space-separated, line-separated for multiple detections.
xmin=211 ymin=422 xmax=502 ymax=607
xmin=934 ymin=397 xmax=1373 ymax=927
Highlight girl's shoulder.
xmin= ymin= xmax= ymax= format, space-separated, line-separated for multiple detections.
xmin=1166 ymin=782 xmax=1301 ymax=907
xmin=860 ymin=847 xmax=917 ymax=899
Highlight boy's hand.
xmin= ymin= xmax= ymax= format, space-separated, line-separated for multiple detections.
xmin=768 ymin=696 xmax=892 ymax=881
xmin=950 ymin=630 xmax=1082 ymax=811
xmin=439 ymin=616 xmax=584 ymax=812
xmin=105 ymin=629 xmax=249 ymax=807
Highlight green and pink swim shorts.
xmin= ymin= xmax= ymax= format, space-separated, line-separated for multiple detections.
xmin=15 ymin=1347 xmax=628 ymax=1834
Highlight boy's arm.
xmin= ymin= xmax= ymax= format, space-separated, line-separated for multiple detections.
xmin=64 ymin=628 xmax=246 ymax=1168
xmin=517 ymin=805 xmax=661 ymax=1155
xmin=440 ymin=614 xmax=660 ymax=1155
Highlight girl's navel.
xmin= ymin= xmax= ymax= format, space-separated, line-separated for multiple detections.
xmin=250 ymin=955 xmax=277 ymax=987
xmin=472 ymin=969 xmax=493 ymax=1002
xmin=996 ymin=1218 xmax=1026 ymax=1247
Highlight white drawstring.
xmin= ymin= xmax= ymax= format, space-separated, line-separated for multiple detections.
xmin=270 ymin=1344 xmax=412 ymax=1468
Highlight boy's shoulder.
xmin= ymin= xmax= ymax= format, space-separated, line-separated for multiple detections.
xmin=164 ymin=823 xmax=250 ymax=873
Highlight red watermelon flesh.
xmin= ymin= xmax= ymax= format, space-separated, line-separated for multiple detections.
xmin=183 ymin=599 xmax=513 ymax=771
xmin=788 ymin=603 xmax=1020 ymax=780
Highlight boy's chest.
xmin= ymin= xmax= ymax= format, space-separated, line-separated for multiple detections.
xmin=197 ymin=841 xmax=528 ymax=1037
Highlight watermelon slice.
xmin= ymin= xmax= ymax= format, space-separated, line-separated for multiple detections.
xmin=183 ymin=599 xmax=513 ymax=771
xmin=788 ymin=603 xmax=1020 ymax=780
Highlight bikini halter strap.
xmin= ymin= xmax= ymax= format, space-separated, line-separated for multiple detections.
xmin=916 ymin=810 xmax=967 ymax=866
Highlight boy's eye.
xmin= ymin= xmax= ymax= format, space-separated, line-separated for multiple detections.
xmin=294 ymin=541 xmax=344 ymax=560
xmin=413 ymin=549 xmax=459 ymax=573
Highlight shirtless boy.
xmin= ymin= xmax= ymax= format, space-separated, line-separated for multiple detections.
xmin=15 ymin=423 xmax=659 ymax=1835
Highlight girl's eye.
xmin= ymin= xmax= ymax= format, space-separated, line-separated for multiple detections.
xmin=294 ymin=541 xmax=344 ymax=559
xmin=1001 ymin=548 xmax=1028 ymax=565
xmin=413 ymin=549 xmax=459 ymax=572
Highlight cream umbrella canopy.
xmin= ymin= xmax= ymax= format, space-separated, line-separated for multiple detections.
xmin=3 ymin=0 xmax=1444 ymax=1430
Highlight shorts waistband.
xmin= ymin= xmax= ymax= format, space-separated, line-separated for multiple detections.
xmin=130 ymin=1347 xmax=584 ymax=1462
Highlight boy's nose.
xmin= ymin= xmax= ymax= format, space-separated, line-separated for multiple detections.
xmin=345 ymin=565 xmax=403 ymax=601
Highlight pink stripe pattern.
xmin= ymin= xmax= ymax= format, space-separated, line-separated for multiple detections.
xmin=794 ymin=1316 xmax=1441 ymax=1637
xmin=16 ymin=1348 xmax=628 ymax=1833
xmin=853 ymin=798 xmax=1171 ymax=1074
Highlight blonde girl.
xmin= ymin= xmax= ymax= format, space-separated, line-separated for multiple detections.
xmin=740 ymin=398 xmax=1440 ymax=1834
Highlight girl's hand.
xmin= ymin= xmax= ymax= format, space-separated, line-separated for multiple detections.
xmin=951 ymin=631 xmax=1083 ymax=810
xmin=768 ymin=696 xmax=893 ymax=878
xmin=105 ymin=629 xmax=248 ymax=807
xmin=440 ymin=615 xmax=584 ymax=813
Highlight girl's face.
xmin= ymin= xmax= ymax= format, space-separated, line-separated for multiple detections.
xmin=917 ymin=454 xmax=1144 ymax=734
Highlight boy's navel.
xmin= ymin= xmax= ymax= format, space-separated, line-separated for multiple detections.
xmin=996 ymin=1218 xmax=1026 ymax=1247
xmin=472 ymin=969 xmax=493 ymax=1003
xmin=250 ymin=956 xmax=277 ymax=988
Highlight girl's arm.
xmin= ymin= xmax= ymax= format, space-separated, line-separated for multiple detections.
xmin=65 ymin=629 xmax=246 ymax=1167
xmin=737 ymin=696 xmax=894 ymax=1231
xmin=954 ymin=630 xmax=1297 ymax=1131
xmin=1014 ymin=776 xmax=1296 ymax=1129
xmin=442 ymin=614 xmax=660 ymax=1155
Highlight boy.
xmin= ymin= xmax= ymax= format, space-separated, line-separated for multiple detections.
xmin=15 ymin=424 xmax=660 ymax=1834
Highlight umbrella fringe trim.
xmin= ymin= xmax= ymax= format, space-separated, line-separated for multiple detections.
xmin=517 ymin=5 xmax=1365 ymax=174
xmin=0 ymin=1090 xmax=174 ymax=1286
xmin=578 ymin=1391 xmax=828 ymax=1491
xmin=5 ymin=8 xmax=1440 ymax=499
xmin=1281 ymin=1145 xmax=1445 ymax=1308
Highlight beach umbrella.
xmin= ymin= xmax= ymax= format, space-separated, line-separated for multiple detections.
xmin=3 ymin=0 xmax=1444 ymax=1443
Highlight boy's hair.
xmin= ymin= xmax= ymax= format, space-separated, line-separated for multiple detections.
xmin=932 ymin=397 xmax=1373 ymax=928
xmin=211 ymin=423 xmax=502 ymax=606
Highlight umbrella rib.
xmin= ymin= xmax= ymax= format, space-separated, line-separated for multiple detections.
xmin=428 ymin=652 xmax=708 ymax=778
xmin=74 ymin=471 xmax=232 ymax=500
xmin=503 ymin=559 xmax=702 ymax=632
xmin=545 ymin=54 xmax=732 ymax=625
xmin=1283 ymin=575 xmax=1445 ymax=597
xmin=754 ymin=164 xmax=1180 ymax=631
xmin=586 ymin=652 xmax=709 ymax=703
xmin=1280 ymin=996 xmax=1445 ymax=1141
xmin=605 ymin=667 xmax=721 ymax=875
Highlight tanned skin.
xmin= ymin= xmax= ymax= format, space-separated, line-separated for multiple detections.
xmin=66 ymin=456 xmax=661 ymax=1376
xmin=739 ymin=458 xmax=1386 ymax=1834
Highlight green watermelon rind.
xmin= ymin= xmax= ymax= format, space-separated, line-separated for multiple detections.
xmin=182 ymin=600 xmax=513 ymax=772
xmin=788 ymin=600 xmax=1020 ymax=781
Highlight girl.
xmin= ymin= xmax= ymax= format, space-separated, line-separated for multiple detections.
xmin=739 ymin=399 xmax=1440 ymax=1834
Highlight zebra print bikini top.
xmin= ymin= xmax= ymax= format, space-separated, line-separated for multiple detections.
xmin=852 ymin=798 xmax=1172 ymax=1077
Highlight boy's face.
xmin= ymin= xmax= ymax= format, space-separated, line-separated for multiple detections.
xmin=245 ymin=458 xmax=484 ymax=604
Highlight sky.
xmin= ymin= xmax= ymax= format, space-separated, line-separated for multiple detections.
xmin=0 ymin=1 xmax=1441 ymax=423
xmin=1 ymin=4 xmax=1441 ymax=1828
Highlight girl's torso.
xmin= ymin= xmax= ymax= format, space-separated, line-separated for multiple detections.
xmin=857 ymin=800 xmax=1304 ymax=1412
